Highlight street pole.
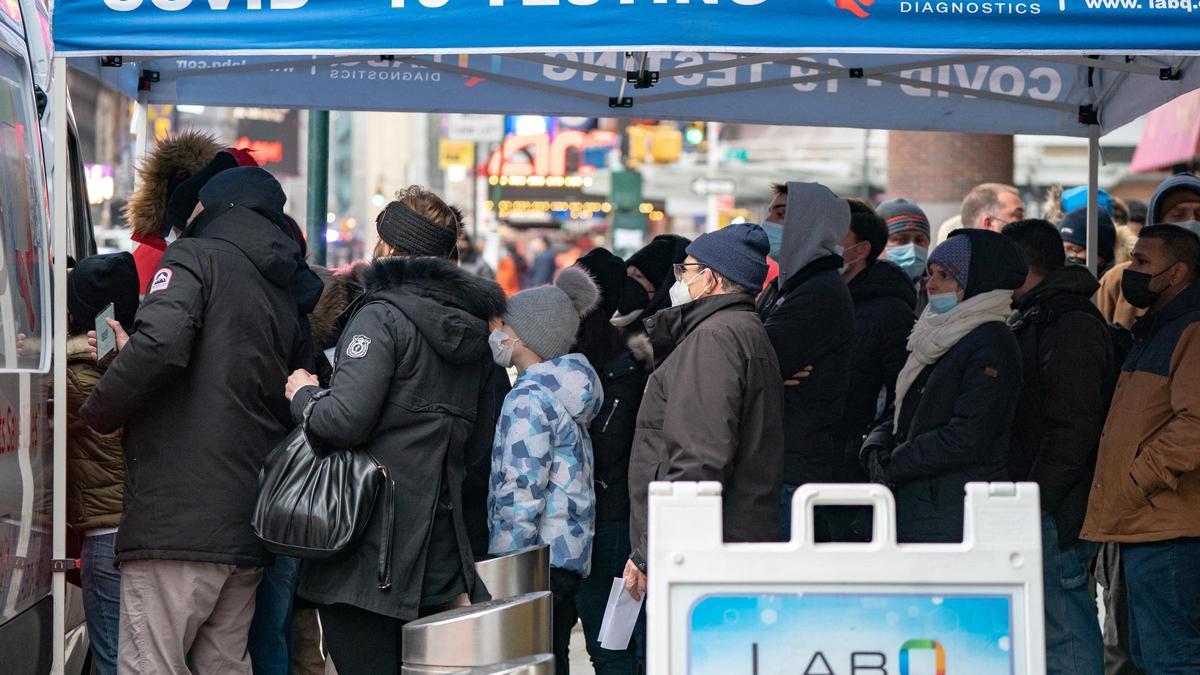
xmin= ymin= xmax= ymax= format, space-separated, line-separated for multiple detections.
xmin=706 ymin=121 xmax=721 ymax=232
xmin=307 ymin=110 xmax=329 ymax=266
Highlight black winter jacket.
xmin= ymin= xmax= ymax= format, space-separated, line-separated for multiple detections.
xmin=1008 ymin=266 xmax=1116 ymax=546
xmin=864 ymin=322 xmax=1023 ymax=543
xmin=591 ymin=348 xmax=649 ymax=523
xmin=291 ymin=257 xmax=506 ymax=621
xmin=80 ymin=207 xmax=318 ymax=566
xmin=757 ymin=255 xmax=855 ymax=485
xmin=837 ymin=261 xmax=917 ymax=481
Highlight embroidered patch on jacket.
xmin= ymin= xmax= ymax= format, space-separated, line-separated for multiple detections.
xmin=984 ymin=367 xmax=999 ymax=378
xmin=346 ymin=335 xmax=372 ymax=359
xmin=149 ymin=268 xmax=173 ymax=293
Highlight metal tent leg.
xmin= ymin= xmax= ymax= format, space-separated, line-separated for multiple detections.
xmin=1087 ymin=124 xmax=1101 ymax=275
xmin=51 ymin=55 xmax=70 ymax=675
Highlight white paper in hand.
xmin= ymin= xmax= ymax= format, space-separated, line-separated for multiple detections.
xmin=597 ymin=577 xmax=644 ymax=651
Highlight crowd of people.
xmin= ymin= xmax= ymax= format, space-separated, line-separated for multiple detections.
xmin=63 ymin=130 xmax=1200 ymax=675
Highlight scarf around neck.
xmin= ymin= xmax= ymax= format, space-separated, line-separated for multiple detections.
xmin=893 ymin=288 xmax=1014 ymax=427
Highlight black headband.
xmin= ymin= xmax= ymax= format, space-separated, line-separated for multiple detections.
xmin=377 ymin=202 xmax=457 ymax=258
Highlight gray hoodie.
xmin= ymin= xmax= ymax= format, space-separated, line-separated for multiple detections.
xmin=1148 ymin=173 xmax=1200 ymax=226
xmin=780 ymin=182 xmax=851 ymax=286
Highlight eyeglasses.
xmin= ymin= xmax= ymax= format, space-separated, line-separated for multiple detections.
xmin=673 ymin=263 xmax=708 ymax=282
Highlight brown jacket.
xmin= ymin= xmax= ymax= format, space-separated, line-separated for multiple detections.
xmin=1081 ymin=281 xmax=1200 ymax=543
xmin=1095 ymin=262 xmax=1145 ymax=330
xmin=65 ymin=335 xmax=125 ymax=533
xmin=628 ymin=294 xmax=785 ymax=567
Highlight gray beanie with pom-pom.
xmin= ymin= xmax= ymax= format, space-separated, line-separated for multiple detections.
xmin=505 ymin=266 xmax=599 ymax=361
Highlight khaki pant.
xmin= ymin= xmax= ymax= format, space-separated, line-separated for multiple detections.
xmin=118 ymin=560 xmax=263 ymax=675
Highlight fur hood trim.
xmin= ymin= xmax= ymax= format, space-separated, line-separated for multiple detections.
xmin=365 ymin=256 xmax=507 ymax=322
xmin=125 ymin=131 xmax=223 ymax=237
xmin=309 ymin=262 xmax=371 ymax=350
xmin=626 ymin=332 xmax=655 ymax=371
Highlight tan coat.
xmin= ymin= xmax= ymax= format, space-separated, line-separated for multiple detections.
xmin=65 ymin=335 xmax=125 ymax=533
xmin=1095 ymin=262 xmax=1145 ymax=330
xmin=1081 ymin=283 xmax=1200 ymax=543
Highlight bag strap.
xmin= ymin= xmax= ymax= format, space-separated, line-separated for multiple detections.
xmin=371 ymin=451 xmax=395 ymax=590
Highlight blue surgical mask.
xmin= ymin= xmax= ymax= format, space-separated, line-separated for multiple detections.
xmin=761 ymin=220 xmax=784 ymax=261
xmin=887 ymin=243 xmax=929 ymax=282
xmin=928 ymin=291 xmax=960 ymax=315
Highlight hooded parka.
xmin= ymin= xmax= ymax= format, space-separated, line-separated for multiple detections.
xmin=756 ymin=183 xmax=855 ymax=487
xmin=863 ymin=230 xmax=1026 ymax=543
xmin=629 ymin=294 xmax=784 ymax=567
xmin=290 ymin=257 xmax=506 ymax=621
xmin=80 ymin=174 xmax=320 ymax=567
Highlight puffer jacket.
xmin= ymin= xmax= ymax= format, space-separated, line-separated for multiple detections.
xmin=293 ymin=256 xmax=506 ymax=620
xmin=489 ymin=354 xmax=603 ymax=576
xmin=1081 ymin=280 xmax=1200 ymax=543
xmin=65 ymin=336 xmax=124 ymax=533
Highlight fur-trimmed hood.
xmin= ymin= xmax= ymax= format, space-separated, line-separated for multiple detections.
xmin=124 ymin=131 xmax=223 ymax=237
xmin=309 ymin=262 xmax=371 ymax=352
xmin=360 ymin=256 xmax=508 ymax=364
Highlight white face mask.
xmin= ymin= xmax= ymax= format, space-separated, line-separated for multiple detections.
xmin=488 ymin=329 xmax=515 ymax=368
xmin=669 ymin=269 xmax=711 ymax=307
xmin=610 ymin=309 xmax=644 ymax=328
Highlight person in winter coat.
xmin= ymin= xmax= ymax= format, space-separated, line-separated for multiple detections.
xmin=833 ymin=206 xmax=917 ymax=540
xmin=80 ymin=167 xmax=323 ymax=675
xmin=525 ymin=235 xmax=559 ymax=287
xmin=879 ymin=198 xmax=932 ymax=316
xmin=756 ymin=182 xmax=855 ymax=539
xmin=1097 ymin=174 xmax=1200 ymax=329
xmin=1003 ymin=219 xmax=1116 ymax=675
xmin=623 ymin=233 xmax=691 ymax=335
xmin=488 ymin=267 xmax=603 ymax=675
xmin=66 ymin=252 xmax=140 ymax=675
xmin=570 ymin=248 xmax=651 ymax=673
xmin=860 ymin=229 xmax=1026 ymax=544
xmin=1081 ymin=224 xmax=1200 ymax=675
xmin=284 ymin=189 xmax=504 ymax=675
xmin=458 ymin=230 xmax=495 ymax=279
xmin=626 ymin=223 xmax=785 ymax=597
xmin=123 ymin=131 xmax=258 ymax=289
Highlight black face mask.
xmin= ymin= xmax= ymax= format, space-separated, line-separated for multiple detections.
xmin=1121 ymin=265 xmax=1174 ymax=309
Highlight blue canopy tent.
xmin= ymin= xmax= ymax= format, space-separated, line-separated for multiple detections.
xmin=47 ymin=2 xmax=1200 ymax=672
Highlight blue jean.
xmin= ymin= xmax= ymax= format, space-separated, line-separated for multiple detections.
xmin=248 ymin=556 xmax=301 ymax=675
xmin=576 ymin=519 xmax=645 ymax=674
xmin=1122 ymin=538 xmax=1200 ymax=675
xmin=81 ymin=532 xmax=121 ymax=675
xmin=1041 ymin=516 xmax=1103 ymax=675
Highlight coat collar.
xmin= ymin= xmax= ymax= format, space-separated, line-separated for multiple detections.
xmin=644 ymin=293 xmax=754 ymax=362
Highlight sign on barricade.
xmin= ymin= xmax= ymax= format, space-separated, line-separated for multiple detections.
xmin=647 ymin=482 xmax=1046 ymax=674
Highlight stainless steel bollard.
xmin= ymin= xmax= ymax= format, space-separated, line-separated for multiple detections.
xmin=458 ymin=654 xmax=555 ymax=674
xmin=473 ymin=545 xmax=550 ymax=600
xmin=400 ymin=591 xmax=553 ymax=673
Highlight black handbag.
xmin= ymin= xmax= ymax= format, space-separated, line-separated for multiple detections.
xmin=252 ymin=390 xmax=397 ymax=589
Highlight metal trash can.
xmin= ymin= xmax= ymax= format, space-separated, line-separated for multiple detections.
xmin=400 ymin=591 xmax=552 ymax=674
xmin=459 ymin=654 xmax=555 ymax=675
xmin=474 ymin=545 xmax=549 ymax=600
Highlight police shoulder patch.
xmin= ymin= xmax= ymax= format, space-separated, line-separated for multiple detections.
xmin=149 ymin=268 xmax=173 ymax=293
xmin=346 ymin=335 xmax=372 ymax=359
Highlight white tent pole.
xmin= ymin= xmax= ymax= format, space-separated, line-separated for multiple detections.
xmin=131 ymin=89 xmax=150 ymax=189
xmin=1087 ymin=123 xmax=1101 ymax=275
xmin=51 ymin=55 xmax=70 ymax=675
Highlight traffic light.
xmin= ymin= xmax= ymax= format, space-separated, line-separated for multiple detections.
xmin=685 ymin=121 xmax=705 ymax=146
xmin=650 ymin=124 xmax=683 ymax=164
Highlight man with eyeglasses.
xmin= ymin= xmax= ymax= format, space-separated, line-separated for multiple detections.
xmin=962 ymin=182 xmax=1025 ymax=233
xmin=624 ymin=223 xmax=785 ymax=600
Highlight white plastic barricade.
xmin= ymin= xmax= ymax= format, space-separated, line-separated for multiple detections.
xmin=647 ymin=481 xmax=1046 ymax=675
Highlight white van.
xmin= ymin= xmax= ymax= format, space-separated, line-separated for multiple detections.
xmin=0 ymin=0 xmax=95 ymax=672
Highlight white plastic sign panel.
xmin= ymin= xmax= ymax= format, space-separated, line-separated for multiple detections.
xmin=647 ymin=482 xmax=1046 ymax=675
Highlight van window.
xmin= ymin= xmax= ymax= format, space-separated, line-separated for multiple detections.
xmin=0 ymin=45 xmax=48 ymax=371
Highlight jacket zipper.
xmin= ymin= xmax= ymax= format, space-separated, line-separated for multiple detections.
xmin=600 ymin=399 xmax=620 ymax=433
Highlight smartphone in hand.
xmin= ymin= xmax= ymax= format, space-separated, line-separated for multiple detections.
xmin=95 ymin=303 xmax=118 ymax=367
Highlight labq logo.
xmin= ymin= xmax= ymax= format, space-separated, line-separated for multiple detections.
xmin=831 ymin=0 xmax=875 ymax=18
